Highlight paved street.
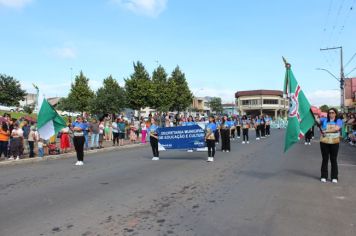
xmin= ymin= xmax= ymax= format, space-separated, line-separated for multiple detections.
xmin=1 ymin=129 xmax=355 ymax=236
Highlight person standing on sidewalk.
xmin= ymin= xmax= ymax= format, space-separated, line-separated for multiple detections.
xmin=205 ymin=116 xmax=217 ymax=162
xmin=22 ymin=120 xmax=31 ymax=155
xmin=99 ymin=119 xmax=105 ymax=148
xmin=71 ymin=116 xmax=86 ymax=166
xmin=89 ymin=118 xmax=100 ymax=150
xmin=0 ymin=121 xmax=10 ymax=159
xmin=118 ymin=118 xmax=126 ymax=146
xmin=27 ymin=126 xmax=37 ymax=158
xmin=317 ymin=108 xmax=343 ymax=183
xmin=60 ymin=126 xmax=71 ymax=153
xmin=148 ymin=118 xmax=159 ymax=160
xmin=9 ymin=123 xmax=23 ymax=160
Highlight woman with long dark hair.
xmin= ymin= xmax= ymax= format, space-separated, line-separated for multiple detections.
xmin=317 ymin=108 xmax=343 ymax=183
xmin=205 ymin=116 xmax=217 ymax=162
xmin=220 ymin=116 xmax=231 ymax=152
xmin=241 ymin=115 xmax=250 ymax=144
xmin=0 ymin=121 xmax=10 ymax=159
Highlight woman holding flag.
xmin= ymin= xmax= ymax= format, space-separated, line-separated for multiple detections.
xmin=317 ymin=108 xmax=343 ymax=183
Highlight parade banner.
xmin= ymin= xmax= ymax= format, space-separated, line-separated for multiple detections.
xmin=157 ymin=125 xmax=206 ymax=150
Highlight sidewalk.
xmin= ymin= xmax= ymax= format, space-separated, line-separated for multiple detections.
xmin=0 ymin=139 xmax=148 ymax=167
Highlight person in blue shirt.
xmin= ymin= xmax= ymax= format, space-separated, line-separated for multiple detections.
xmin=205 ymin=116 xmax=217 ymax=162
xmin=220 ymin=116 xmax=231 ymax=152
xmin=214 ymin=117 xmax=221 ymax=144
xmin=316 ymin=108 xmax=343 ymax=183
xmin=254 ymin=116 xmax=261 ymax=140
xmin=71 ymin=116 xmax=86 ymax=166
xmin=260 ymin=115 xmax=266 ymax=138
xmin=148 ymin=118 xmax=159 ymax=160
xmin=229 ymin=117 xmax=236 ymax=141
xmin=241 ymin=115 xmax=250 ymax=144
xmin=184 ymin=116 xmax=196 ymax=126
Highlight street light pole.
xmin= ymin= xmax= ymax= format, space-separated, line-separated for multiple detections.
xmin=320 ymin=46 xmax=345 ymax=112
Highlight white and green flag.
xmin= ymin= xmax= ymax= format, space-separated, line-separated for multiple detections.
xmin=37 ymin=99 xmax=67 ymax=140
xmin=283 ymin=59 xmax=315 ymax=152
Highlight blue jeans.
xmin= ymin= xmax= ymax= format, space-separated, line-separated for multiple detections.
xmin=91 ymin=133 xmax=99 ymax=148
xmin=84 ymin=134 xmax=89 ymax=149
xmin=38 ymin=148 xmax=44 ymax=157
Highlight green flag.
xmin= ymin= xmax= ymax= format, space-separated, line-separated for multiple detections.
xmin=283 ymin=60 xmax=315 ymax=152
xmin=37 ymin=99 xmax=67 ymax=140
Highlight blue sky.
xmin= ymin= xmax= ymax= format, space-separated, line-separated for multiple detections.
xmin=1 ymin=0 xmax=356 ymax=106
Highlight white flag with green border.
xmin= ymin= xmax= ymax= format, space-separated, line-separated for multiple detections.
xmin=37 ymin=99 xmax=67 ymax=140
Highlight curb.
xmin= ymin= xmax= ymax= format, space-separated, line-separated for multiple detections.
xmin=0 ymin=143 xmax=148 ymax=167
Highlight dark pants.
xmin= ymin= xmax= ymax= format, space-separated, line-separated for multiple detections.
xmin=243 ymin=129 xmax=249 ymax=141
xmin=236 ymin=126 xmax=241 ymax=137
xmin=231 ymin=129 xmax=235 ymax=138
xmin=150 ymin=136 xmax=159 ymax=157
xmin=113 ymin=132 xmax=119 ymax=145
xmin=214 ymin=130 xmax=220 ymax=143
xmin=320 ymin=142 xmax=339 ymax=180
xmin=206 ymin=139 xmax=215 ymax=157
xmin=0 ymin=141 xmax=8 ymax=158
xmin=255 ymin=126 xmax=260 ymax=138
xmin=29 ymin=141 xmax=35 ymax=158
xmin=305 ymin=130 xmax=312 ymax=143
xmin=266 ymin=125 xmax=270 ymax=136
xmin=221 ymin=129 xmax=230 ymax=151
xmin=73 ymin=136 xmax=85 ymax=161
xmin=260 ymin=125 xmax=265 ymax=137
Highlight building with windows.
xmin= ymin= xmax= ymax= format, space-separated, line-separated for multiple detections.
xmin=345 ymin=77 xmax=356 ymax=112
xmin=222 ymin=103 xmax=238 ymax=116
xmin=191 ymin=96 xmax=212 ymax=116
xmin=235 ymin=90 xmax=289 ymax=118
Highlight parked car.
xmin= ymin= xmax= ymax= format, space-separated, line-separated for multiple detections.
xmin=0 ymin=104 xmax=23 ymax=112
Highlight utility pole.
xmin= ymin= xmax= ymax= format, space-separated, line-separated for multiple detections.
xmin=320 ymin=46 xmax=345 ymax=112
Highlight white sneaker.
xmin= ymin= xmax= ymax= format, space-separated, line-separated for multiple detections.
xmin=332 ymin=179 xmax=338 ymax=183
xmin=187 ymin=150 xmax=193 ymax=152
xmin=75 ymin=161 xmax=80 ymax=166
xmin=207 ymin=157 xmax=212 ymax=162
xmin=210 ymin=157 xmax=214 ymax=162
xmin=321 ymin=178 xmax=327 ymax=183
xmin=8 ymin=157 xmax=14 ymax=160
xmin=152 ymin=157 xmax=159 ymax=161
xmin=79 ymin=161 xmax=84 ymax=166
xmin=304 ymin=142 xmax=308 ymax=145
xmin=15 ymin=157 xmax=20 ymax=161
xmin=349 ymin=141 xmax=355 ymax=146
xmin=242 ymin=141 xmax=245 ymax=144
xmin=308 ymin=142 xmax=311 ymax=145
xmin=226 ymin=150 xmax=230 ymax=153
xmin=247 ymin=141 xmax=249 ymax=144
xmin=237 ymin=136 xmax=240 ymax=139
xmin=222 ymin=150 xmax=226 ymax=152
xmin=256 ymin=138 xmax=260 ymax=140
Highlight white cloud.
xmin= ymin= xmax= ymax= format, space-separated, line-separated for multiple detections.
xmin=0 ymin=0 xmax=32 ymax=8
xmin=114 ymin=0 xmax=167 ymax=17
xmin=193 ymin=87 xmax=236 ymax=104
xmin=52 ymin=47 xmax=77 ymax=59
xmin=306 ymin=89 xmax=340 ymax=107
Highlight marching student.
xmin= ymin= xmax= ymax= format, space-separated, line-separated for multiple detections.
xmin=241 ymin=115 xmax=250 ymax=144
xmin=230 ymin=117 xmax=236 ymax=141
xmin=305 ymin=128 xmax=312 ymax=145
xmin=236 ymin=116 xmax=241 ymax=139
xmin=260 ymin=115 xmax=266 ymax=138
xmin=214 ymin=117 xmax=221 ymax=145
xmin=316 ymin=108 xmax=343 ymax=183
xmin=254 ymin=115 xmax=261 ymax=140
xmin=71 ymin=116 xmax=86 ymax=166
xmin=148 ymin=118 xmax=159 ymax=160
xmin=205 ymin=116 xmax=217 ymax=162
xmin=265 ymin=115 xmax=271 ymax=136
xmin=220 ymin=116 xmax=231 ymax=152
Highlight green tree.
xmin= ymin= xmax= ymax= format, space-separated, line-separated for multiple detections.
xmin=90 ymin=75 xmax=126 ymax=115
xmin=319 ymin=104 xmax=329 ymax=112
xmin=168 ymin=66 xmax=193 ymax=113
xmin=209 ymin=97 xmax=223 ymax=114
xmin=150 ymin=65 xmax=173 ymax=113
xmin=0 ymin=74 xmax=27 ymax=106
xmin=124 ymin=61 xmax=152 ymax=110
xmin=66 ymin=71 xmax=94 ymax=113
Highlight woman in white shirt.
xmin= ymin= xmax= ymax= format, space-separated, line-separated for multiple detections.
xmin=9 ymin=123 xmax=24 ymax=160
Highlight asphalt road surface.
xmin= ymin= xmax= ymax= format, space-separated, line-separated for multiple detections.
xmin=1 ymin=130 xmax=355 ymax=236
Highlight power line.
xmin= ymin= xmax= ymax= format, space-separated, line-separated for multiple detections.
xmin=346 ymin=66 xmax=356 ymax=77
xmin=344 ymin=52 xmax=356 ymax=69
xmin=332 ymin=0 xmax=356 ymax=47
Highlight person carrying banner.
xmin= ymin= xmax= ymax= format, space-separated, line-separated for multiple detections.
xmin=206 ymin=116 xmax=217 ymax=162
xmin=241 ymin=115 xmax=250 ymax=144
xmin=71 ymin=116 xmax=86 ymax=166
xmin=148 ymin=118 xmax=159 ymax=160
xmin=316 ymin=108 xmax=343 ymax=183
xmin=185 ymin=116 xmax=196 ymax=152
xmin=220 ymin=116 xmax=231 ymax=152
xmin=254 ymin=116 xmax=261 ymax=140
